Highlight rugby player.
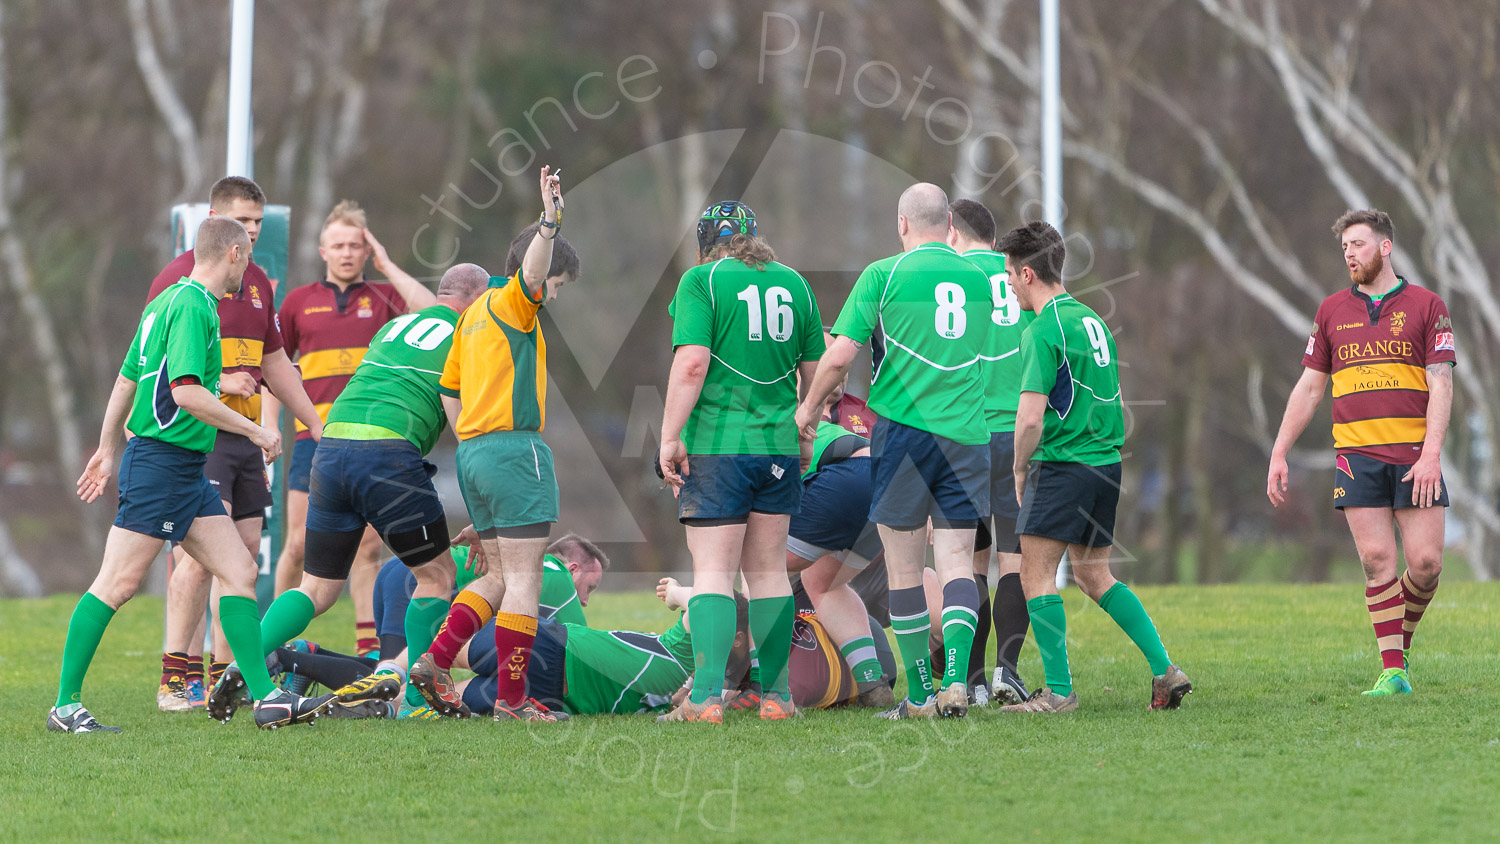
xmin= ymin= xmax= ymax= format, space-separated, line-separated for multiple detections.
xmin=53 ymin=217 xmax=330 ymax=732
xmin=270 ymin=200 xmax=432 ymax=656
xmin=453 ymin=578 xmax=860 ymax=716
xmin=206 ymin=262 xmax=489 ymax=722
xmin=408 ymin=166 xmax=580 ymax=722
xmin=996 ymin=221 xmax=1190 ymax=714
xmin=797 ymin=183 xmax=992 ymax=719
xmin=657 ymin=200 xmax=825 ymax=724
xmin=150 ymin=176 xmax=325 ymax=711
xmin=1267 ymin=209 xmax=1455 ymax=696
xmin=949 ymin=198 xmax=1032 ymax=706
xmin=786 ymin=381 xmax=896 ymax=709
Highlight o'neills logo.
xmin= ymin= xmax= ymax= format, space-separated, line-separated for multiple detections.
xmin=1337 ymin=340 xmax=1412 ymax=362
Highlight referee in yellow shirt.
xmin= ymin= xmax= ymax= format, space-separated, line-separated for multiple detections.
xmin=408 ymin=166 xmax=581 ymax=722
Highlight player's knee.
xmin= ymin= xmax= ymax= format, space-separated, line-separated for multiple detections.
xmin=90 ymin=579 xmax=135 ymax=610
xmin=1356 ymin=548 xmax=1397 ymax=579
xmin=1409 ymin=551 xmax=1443 ymax=581
xmin=301 ymin=579 xmax=343 ymax=613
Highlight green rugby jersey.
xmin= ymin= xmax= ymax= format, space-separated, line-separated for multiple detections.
xmin=539 ymin=555 xmax=586 ymax=627
xmin=1018 ymin=293 xmax=1124 ymax=466
xmin=120 ymin=278 xmax=223 ymax=453
xmin=324 ymin=304 xmax=459 ymax=454
xmin=831 ymin=242 xmax=991 ymax=445
xmin=562 ymin=615 xmax=695 ymax=714
xmin=964 ymin=249 xmax=1035 ymax=433
xmin=669 ymin=258 xmax=825 ymax=455
xmin=803 ymin=420 xmax=869 ymax=479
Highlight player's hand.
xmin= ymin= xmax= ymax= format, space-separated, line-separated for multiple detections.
xmin=1402 ymin=455 xmax=1443 ymax=508
xmin=306 ymin=418 xmax=324 ymax=443
xmin=1013 ymin=467 xmax=1028 ymax=509
xmin=659 ymin=438 xmax=689 ymax=488
xmin=1266 ymin=455 xmax=1290 ymax=508
xmin=656 ymin=577 xmax=683 ymax=609
xmin=250 ymin=424 xmax=282 ymax=464
xmin=452 ymin=525 xmax=490 ymax=575
xmin=221 ymin=371 xmax=257 ymax=399
xmin=539 ymin=165 xmax=562 ymax=217
xmin=363 ymin=227 xmax=391 ymax=273
xmin=794 ymin=402 xmax=820 ymax=441
xmin=76 ymin=447 xmax=115 ymax=504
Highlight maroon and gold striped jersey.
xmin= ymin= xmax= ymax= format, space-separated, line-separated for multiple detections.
xmin=1302 ymin=278 xmax=1457 ymax=464
xmin=278 ymin=279 xmax=406 ymax=440
xmin=147 ymin=251 xmax=283 ymax=424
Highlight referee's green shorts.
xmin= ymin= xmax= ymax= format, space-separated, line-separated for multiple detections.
xmin=455 ymin=431 xmax=558 ymax=533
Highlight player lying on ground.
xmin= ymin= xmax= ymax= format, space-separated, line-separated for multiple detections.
xmin=206 ymin=263 xmax=490 ymax=723
xmin=998 ymin=221 xmax=1190 ymax=714
xmin=53 ymin=217 xmax=332 ymax=733
xmin=344 ymin=535 xmax=608 ymax=717
xmin=451 ymin=577 xmax=863 ymax=716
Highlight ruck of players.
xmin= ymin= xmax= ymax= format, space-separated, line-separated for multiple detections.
xmin=51 ymin=162 xmax=1457 ymax=734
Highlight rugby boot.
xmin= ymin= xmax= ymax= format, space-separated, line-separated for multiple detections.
xmin=253 ymin=689 xmax=337 ymax=730
xmin=47 ymin=706 xmax=121 ymax=734
xmin=1149 ymin=664 xmax=1193 ymax=710
xmin=408 ymin=653 xmax=471 ymax=717
xmin=875 ymin=697 xmax=938 ymax=720
xmin=999 ymin=688 xmax=1078 ymax=713
xmin=331 ymin=670 xmax=403 ymax=706
xmin=935 ymin=682 xmax=969 ymax=718
xmin=656 ymin=695 xmax=724 ymax=724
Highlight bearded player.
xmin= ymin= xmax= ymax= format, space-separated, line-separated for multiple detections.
xmin=1268 ymin=209 xmax=1455 ymax=697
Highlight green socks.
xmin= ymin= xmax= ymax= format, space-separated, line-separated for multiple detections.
xmin=939 ymin=578 xmax=981 ymax=688
xmin=749 ymin=596 xmax=795 ymax=698
xmin=687 ymin=593 xmax=736 ymax=704
xmin=1027 ymin=594 xmax=1072 ymax=697
xmin=1099 ymin=582 xmax=1172 ymax=675
xmin=55 ymin=592 xmax=116 ymax=708
xmin=258 ymin=589 xmax=317 ymax=657
xmin=890 ymin=586 xmax=935 ymax=703
xmin=217 ymin=595 xmax=277 ymax=700
xmin=405 ymin=597 xmax=450 ymax=706
xmin=840 ymin=636 xmax=884 ymax=684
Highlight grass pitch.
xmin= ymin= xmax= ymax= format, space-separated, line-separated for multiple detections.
xmin=3 ymin=582 xmax=1500 ymax=842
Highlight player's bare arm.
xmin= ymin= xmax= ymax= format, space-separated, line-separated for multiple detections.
xmin=1267 ymin=368 xmax=1329 ymax=507
xmin=1403 ymin=362 xmax=1453 ymax=508
xmin=658 ymin=344 xmax=710 ymax=487
xmin=363 ymin=227 xmax=437 ymax=312
xmin=795 ymin=335 xmax=859 ymax=438
xmin=1013 ymin=390 xmax=1047 ymax=507
xmin=441 ymin=394 xmax=463 ymax=439
xmin=77 ymin=374 xmax=137 ymax=504
xmin=171 ymin=382 xmax=281 ymax=463
xmin=260 ymin=347 xmax=324 ymax=441
xmin=519 ymin=165 xmax=562 ymax=298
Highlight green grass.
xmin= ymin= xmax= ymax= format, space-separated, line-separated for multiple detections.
xmin=4 ymin=584 xmax=1500 ymax=842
